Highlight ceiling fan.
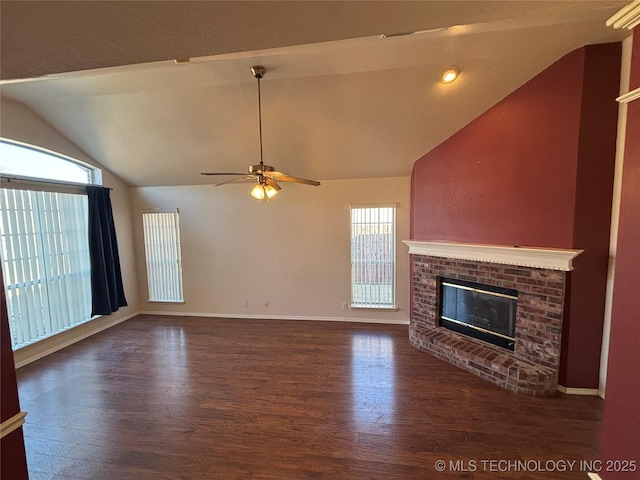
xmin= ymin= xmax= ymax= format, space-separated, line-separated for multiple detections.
xmin=201 ymin=66 xmax=320 ymax=200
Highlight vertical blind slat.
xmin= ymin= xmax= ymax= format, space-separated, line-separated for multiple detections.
xmin=43 ymin=192 xmax=61 ymax=334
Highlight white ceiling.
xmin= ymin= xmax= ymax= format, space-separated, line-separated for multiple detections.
xmin=0 ymin=1 xmax=629 ymax=187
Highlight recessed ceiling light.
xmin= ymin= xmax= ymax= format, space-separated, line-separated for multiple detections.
xmin=441 ymin=66 xmax=460 ymax=84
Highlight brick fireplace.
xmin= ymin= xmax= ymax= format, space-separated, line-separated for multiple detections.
xmin=405 ymin=241 xmax=582 ymax=396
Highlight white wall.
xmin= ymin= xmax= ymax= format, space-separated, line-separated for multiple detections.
xmin=131 ymin=176 xmax=410 ymax=323
xmin=0 ymin=96 xmax=140 ymax=366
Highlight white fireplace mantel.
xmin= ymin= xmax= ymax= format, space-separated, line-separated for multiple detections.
xmin=403 ymin=240 xmax=583 ymax=271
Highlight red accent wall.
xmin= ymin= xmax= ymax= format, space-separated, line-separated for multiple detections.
xmin=561 ymin=44 xmax=622 ymax=388
xmin=0 ymin=270 xmax=29 ymax=479
xmin=410 ymin=44 xmax=621 ymax=389
xmin=410 ymin=48 xmax=584 ymax=247
xmin=600 ymin=31 xmax=640 ymax=479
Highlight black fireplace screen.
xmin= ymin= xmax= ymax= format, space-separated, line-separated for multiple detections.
xmin=439 ymin=277 xmax=517 ymax=350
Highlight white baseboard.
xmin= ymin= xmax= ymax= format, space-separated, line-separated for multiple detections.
xmin=14 ymin=311 xmax=141 ymax=369
xmin=141 ymin=310 xmax=410 ymax=325
xmin=557 ymin=385 xmax=601 ymax=396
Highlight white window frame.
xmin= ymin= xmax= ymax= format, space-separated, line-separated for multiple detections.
xmin=142 ymin=209 xmax=184 ymax=303
xmin=350 ymin=204 xmax=397 ymax=310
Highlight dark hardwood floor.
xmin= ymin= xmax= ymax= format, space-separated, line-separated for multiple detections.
xmin=17 ymin=315 xmax=604 ymax=479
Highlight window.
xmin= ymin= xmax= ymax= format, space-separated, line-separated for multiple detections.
xmin=142 ymin=210 xmax=184 ymax=303
xmin=0 ymin=140 xmax=98 ymax=349
xmin=350 ymin=205 xmax=396 ymax=308
xmin=0 ymin=190 xmax=93 ymax=349
xmin=0 ymin=139 xmax=97 ymax=184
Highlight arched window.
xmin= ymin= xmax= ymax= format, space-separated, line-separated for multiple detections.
xmin=0 ymin=139 xmax=100 ymax=349
xmin=0 ymin=139 xmax=98 ymax=184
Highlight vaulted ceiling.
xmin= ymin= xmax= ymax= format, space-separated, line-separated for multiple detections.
xmin=0 ymin=1 xmax=629 ymax=187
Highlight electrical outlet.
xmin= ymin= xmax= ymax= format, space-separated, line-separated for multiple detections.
xmin=242 ymin=300 xmax=248 ymax=308
xmin=264 ymin=301 xmax=269 ymax=308
xmin=342 ymin=302 xmax=348 ymax=310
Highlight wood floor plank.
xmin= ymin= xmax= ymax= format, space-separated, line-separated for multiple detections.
xmin=17 ymin=315 xmax=604 ymax=479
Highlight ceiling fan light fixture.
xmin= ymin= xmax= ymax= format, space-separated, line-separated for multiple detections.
xmin=441 ymin=66 xmax=460 ymax=84
xmin=250 ymin=182 xmax=278 ymax=200
xmin=265 ymin=184 xmax=279 ymax=199
xmin=250 ymin=183 xmax=266 ymax=200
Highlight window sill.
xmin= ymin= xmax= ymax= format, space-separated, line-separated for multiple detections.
xmin=350 ymin=305 xmax=399 ymax=312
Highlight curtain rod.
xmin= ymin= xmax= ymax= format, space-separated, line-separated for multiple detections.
xmin=0 ymin=175 xmax=112 ymax=190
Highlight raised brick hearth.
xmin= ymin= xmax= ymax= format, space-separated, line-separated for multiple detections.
xmin=410 ymin=254 xmax=569 ymax=396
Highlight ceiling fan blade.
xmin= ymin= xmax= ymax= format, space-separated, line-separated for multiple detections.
xmin=266 ymin=171 xmax=320 ymax=186
xmin=201 ymin=172 xmax=248 ymax=176
xmin=265 ymin=178 xmax=282 ymax=191
xmin=214 ymin=176 xmax=255 ymax=186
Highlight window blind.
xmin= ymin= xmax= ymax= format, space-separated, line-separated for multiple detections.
xmin=142 ymin=210 xmax=184 ymax=303
xmin=0 ymin=188 xmax=92 ymax=348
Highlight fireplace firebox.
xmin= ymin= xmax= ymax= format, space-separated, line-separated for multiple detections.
xmin=439 ymin=277 xmax=517 ymax=350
